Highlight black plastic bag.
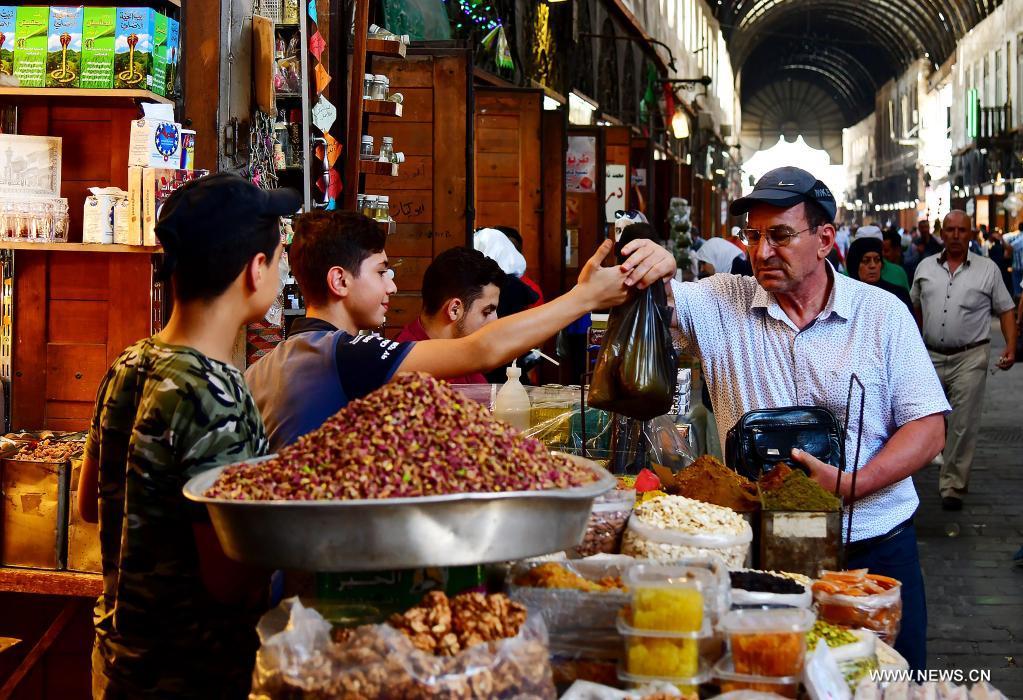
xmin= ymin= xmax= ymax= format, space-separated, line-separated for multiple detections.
xmin=588 ymin=274 xmax=678 ymax=420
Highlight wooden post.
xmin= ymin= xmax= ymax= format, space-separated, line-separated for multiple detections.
xmin=343 ymin=0 xmax=370 ymax=211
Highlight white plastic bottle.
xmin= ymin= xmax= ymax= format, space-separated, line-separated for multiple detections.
xmin=494 ymin=361 xmax=531 ymax=431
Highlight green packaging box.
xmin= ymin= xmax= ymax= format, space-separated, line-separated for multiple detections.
xmin=46 ymin=6 xmax=83 ymax=88
xmin=13 ymin=6 xmax=49 ymax=88
xmin=162 ymin=16 xmax=178 ymax=97
xmin=81 ymin=7 xmax=116 ymax=89
xmin=0 ymin=6 xmax=15 ymax=77
xmin=149 ymin=11 xmax=168 ymax=96
xmin=114 ymin=7 xmax=153 ymax=90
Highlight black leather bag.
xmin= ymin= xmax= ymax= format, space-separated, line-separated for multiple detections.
xmin=725 ymin=406 xmax=845 ymax=482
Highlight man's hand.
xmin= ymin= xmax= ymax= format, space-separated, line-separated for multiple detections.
xmin=791 ymin=448 xmax=844 ymax=497
xmin=576 ymin=239 xmax=629 ymax=308
xmin=619 ymin=238 xmax=677 ymax=289
xmin=996 ymin=349 xmax=1015 ymax=371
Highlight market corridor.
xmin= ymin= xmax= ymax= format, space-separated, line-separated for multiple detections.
xmin=914 ymin=321 xmax=1023 ymax=696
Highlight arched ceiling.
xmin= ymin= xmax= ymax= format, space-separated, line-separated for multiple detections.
xmin=713 ymin=0 xmax=1003 ymax=155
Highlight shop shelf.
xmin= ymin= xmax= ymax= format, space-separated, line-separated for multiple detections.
xmin=363 ymin=98 xmax=403 ymax=117
xmin=0 ymin=242 xmax=162 ymax=254
xmin=0 ymin=87 xmax=173 ymax=105
xmin=360 ymin=160 xmax=399 ymax=176
xmin=0 ymin=567 xmax=102 ymax=597
xmin=366 ymin=37 xmax=407 ymax=58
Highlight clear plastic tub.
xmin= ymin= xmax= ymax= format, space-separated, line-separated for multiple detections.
xmin=617 ymin=661 xmax=712 ymax=696
xmin=713 ymin=655 xmax=800 ymax=699
xmin=718 ymin=608 xmax=815 ymax=677
xmin=624 ymin=564 xmax=712 ymax=633
xmin=674 ymin=555 xmax=732 ymax=618
xmin=829 ymin=629 xmax=880 ymax=690
xmin=569 ymin=489 xmax=635 ymax=558
xmin=617 ymin=609 xmax=714 ymax=683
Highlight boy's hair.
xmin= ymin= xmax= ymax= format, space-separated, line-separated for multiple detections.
xmin=289 ymin=211 xmax=387 ymax=306
xmin=421 ymin=247 xmax=505 ymax=315
xmin=155 ymin=173 xmax=299 ymax=302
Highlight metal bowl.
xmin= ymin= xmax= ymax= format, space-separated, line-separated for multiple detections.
xmin=182 ymin=454 xmax=613 ymax=571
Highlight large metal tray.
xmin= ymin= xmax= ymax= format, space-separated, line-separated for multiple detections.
xmin=183 ymin=454 xmax=614 ymax=571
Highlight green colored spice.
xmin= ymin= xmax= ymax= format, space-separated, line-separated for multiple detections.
xmin=806 ymin=620 xmax=857 ymax=649
xmin=761 ymin=470 xmax=841 ymax=512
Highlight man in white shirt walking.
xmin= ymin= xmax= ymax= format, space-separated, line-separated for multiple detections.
xmin=626 ymin=166 xmax=950 ymax=671
xmin=910 ymin=210 xmax=1017 ymax=512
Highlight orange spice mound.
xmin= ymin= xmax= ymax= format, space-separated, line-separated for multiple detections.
xmin=673 ymin=455 xmax=760 ymax=512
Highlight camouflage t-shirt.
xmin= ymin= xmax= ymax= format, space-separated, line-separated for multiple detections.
xmin=85 ymin=337 xmax=269 ymax=698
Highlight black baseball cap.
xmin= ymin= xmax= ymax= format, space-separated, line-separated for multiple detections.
xmin=730 ymin=166 xmax=836 ymax=222
xmin=156 ymin=172 xmax=302 ymax=251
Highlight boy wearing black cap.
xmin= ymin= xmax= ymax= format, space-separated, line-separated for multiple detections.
xmin=77 ymin=173 xmax=301 ymax=698
xmin=245 ymin=210 xmax=676 ymax=450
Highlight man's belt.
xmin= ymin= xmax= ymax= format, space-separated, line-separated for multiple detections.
xmin=926 ymin=338 xmax=990 ymax=356
xmin=846 ymin=517 xmax=914 ymax=557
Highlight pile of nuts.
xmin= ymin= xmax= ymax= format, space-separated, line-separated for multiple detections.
xmin=15 ymin=439 xmax=82 ymax=462
xmin=384 ymin=590 xmax=527 ymax=656
xmin=266 ymin=593 xmax=554 ymax=699
xmin=570 ymin=507 xmax=632 ymax=558
xmin=621 ymin=495 xmax=752 ymax=568
xmin=208 ymin=373 xmax=596 ymax=500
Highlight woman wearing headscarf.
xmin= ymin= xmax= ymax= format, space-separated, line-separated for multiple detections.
xmin=846 ymin=236 xmax=915 ymax=315
xmin=694 ymin=236 xmax=743 ymax=278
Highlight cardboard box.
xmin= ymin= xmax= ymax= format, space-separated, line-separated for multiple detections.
xmin=164 ymin=16 xmax=179 ymax=97
xmin=45 ymin=6 xmax=83 ymax=88
xmin=0 ymin=6 xmax=16 ymax=77
xmin=127 ymin=165 xmax=143 ymax=245
xmin=81 ymin=6 xmax=115 ymax=89
xmin=114 ymin=7 xmax=153 ymax=90
xmin=179 ymin=128 xmax=195 ymax=170
xmin=150 ymin=11 xmax=168 ymax=96
xmin=143 ymin=168 xmax=208 ymax=246
xmin=112 ymin=196 xmax=131 ymax=245
xmin=128 ymin=118 xmax=181 ymax=168
xmin=83 ymin=187 xmax=125 ymax=244
xmin=13 ymin=6 xmax=49 ymax=88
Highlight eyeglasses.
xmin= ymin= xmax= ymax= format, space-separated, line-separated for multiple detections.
xmin=738 ymin=224 xmax=818 ymax=248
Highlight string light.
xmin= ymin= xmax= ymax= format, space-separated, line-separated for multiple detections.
xmin=444 ymin=0 xmax=501 ymax=31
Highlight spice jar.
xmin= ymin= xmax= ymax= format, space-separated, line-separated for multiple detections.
xmin=360 ymin=135 xmax=375 ymax=159
xmin=378 ymin=136 xmax=394 ymax=162
xmin=362 ymin=195 xmax=378 ymax=218
xmin=363 ymin=73 xmax=375 ymax=99
xmin=371 ymin=74 xmax=389 ymax=100
xmin=375 ymin=195 xmax=390 ymax=222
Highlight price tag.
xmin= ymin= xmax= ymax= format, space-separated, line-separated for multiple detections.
xmin=773 ymin=512 xmax=828 ymax=539
xmin=311 ymin=95 xmax=337 ymax=132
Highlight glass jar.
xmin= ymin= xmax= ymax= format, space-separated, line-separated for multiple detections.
xmin=370 ymin=74 xmax=388 ymax=101
xmin=360 ymin=135 xmax=374 ymax=159
xmin=363 ymin=73 xmax=374 ymax=99
xmin=375 ymin=195 xmax=390 ymax=222
xmin=362 ymin=195 xmax=378 ymax=218
xmin=378 ymin=136 xmax=394 ymax=162
xmin=356 ymin=194 xmax=366 ymax=213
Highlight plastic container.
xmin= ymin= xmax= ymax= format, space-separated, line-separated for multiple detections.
xmin=814 ymin=583 xmax=902 ymax=645
xmin=729 ymin=571 xmax=812 ymax=609
xmin=617 ymin=661 xmax=711 ymax=696
xmin=375 ymin=195 xmax=390 ymax=222
xmin=675 ymin=555 xmax=732 ymax=619
xmin=378 ymin=136 xmax=394 ymax=162
xmin=713 ymin=655 xmax=800 ymax=699
xmin=568 ymin=489 xmax=635 ymax=558
xmin=371 ymin=73 xmax=389 ymax=100
xmin=360 ymin=135 xmax=375 ymax=159
xmin=718 ymin=608 xmax=815 ymax=677
xmin=508 ymin=558 xmax=630 ymax=636
xmin=362 ymin=73 xmax=374 ymax=98
xmin=624 ymin=563 xmax=714 ymax=633
xmin=495 ymin=362 xmax=531 ymax=431
xmin=828 ymin=629 xmax=879 ymax=691
xmin=361 ymin=195 xmax=377 ymax=217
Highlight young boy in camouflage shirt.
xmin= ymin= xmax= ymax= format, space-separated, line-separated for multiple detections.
xmin=78 ymin=174 xmax=301 ymax=698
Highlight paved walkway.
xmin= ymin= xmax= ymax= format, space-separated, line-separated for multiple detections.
xmin=913 ymin=322 xmax=1023 ymax=696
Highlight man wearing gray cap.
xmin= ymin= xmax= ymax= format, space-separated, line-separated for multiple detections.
xmin=620 ymin=166 xmax=951 ymax=669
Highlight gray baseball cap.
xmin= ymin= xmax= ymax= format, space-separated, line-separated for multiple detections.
xmin=731 ymin=166 xmax=836 ymax=221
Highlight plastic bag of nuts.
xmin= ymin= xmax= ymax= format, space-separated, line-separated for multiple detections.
xmin=568 ymin=489 xmax=636 ymax=558
xmin=251 ymin=597 xmax=557 ymax=700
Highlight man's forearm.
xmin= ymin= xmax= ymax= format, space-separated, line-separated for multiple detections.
xmin=1000 ymin=309 xmax=1017 ymax=351
xmin=837 ymin=414 xmax=945 ymax=500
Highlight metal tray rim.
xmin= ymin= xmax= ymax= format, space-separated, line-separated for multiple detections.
xmin=183 ymin=452 xmax=613 ymax=507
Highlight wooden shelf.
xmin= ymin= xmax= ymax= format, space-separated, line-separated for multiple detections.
xmin=360 ymin=160 xmax=399 ymax=176
xmin=0 ymin=242 xmax=161 ymax=254
xmin=275 ymin=91 xmax=304 ymax=100
xmin=0 ymin=87 xmax=173 ymax=105
xmin=0 ymin=568 xmax=102 ymax=597
xmin=363 ymin=99 xmax=403 ymax=117
xmin=366 ymin=37 xmax=407 ymax=58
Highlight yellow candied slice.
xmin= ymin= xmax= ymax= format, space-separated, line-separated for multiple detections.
xmin=633 ymin=587 xmax=704 ymax=632
xmin=627 ymin=637 xmax=699 ymax=677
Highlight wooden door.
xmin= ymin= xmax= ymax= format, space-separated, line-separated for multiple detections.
xmin=366 ymin=51 xmax=472 ymax=337
xmin=473 ymin=89 xmax=543 ymax=277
